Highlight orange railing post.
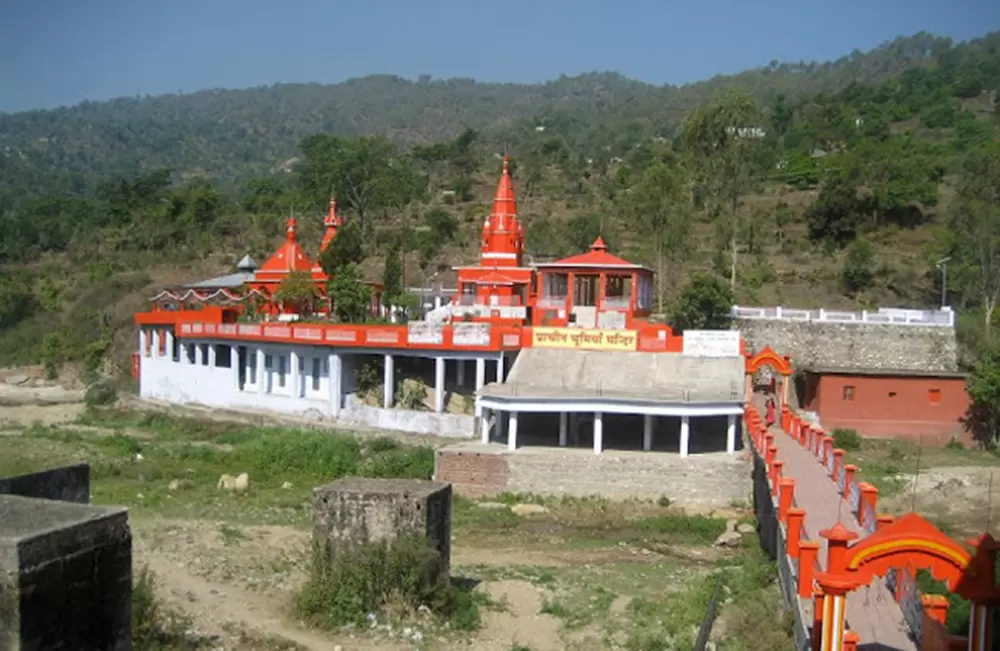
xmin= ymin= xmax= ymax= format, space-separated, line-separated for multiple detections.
xmin=787 ymin=508 xmax=805 ymax=558
xmin=843 ymin=465 xmax=858 ymax=499
xmin=859 ymin=483 xmax=879 ymax=525
xmin=778 ymin=478 xmax=795 ymax=523
xmin=771 ymin=460 xmax=785 ymax=495
xmin=798 ymin=541 xmax=820 ymax=598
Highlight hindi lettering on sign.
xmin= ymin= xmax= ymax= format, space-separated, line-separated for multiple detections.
xmin=452 ymin=323 xmax=491 ymax=347
xmin=682 ymin=330 xmax=741 ymax=357
xmin=532 ymin=327 xmax=638 ymax=352
xmin=407 ymin=322 xmax=444 ymax=345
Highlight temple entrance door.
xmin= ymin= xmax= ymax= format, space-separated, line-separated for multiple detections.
xmin=572 ymin=275 xmax=599 ymax=328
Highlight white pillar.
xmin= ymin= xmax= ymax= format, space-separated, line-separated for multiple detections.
xmin=256 ymin=347 xmax=266 ymax=395
xmin=434 ymin=356 xmax=446 ymax=413
xmin=680 ymin=416 xmax=691 ymax=458
xmin=495 ymin=354 xmax=504 ymax=383
xmin=328 ymin=353 xmax=342 ymax=418
xmin=139 ymin=329 xmax=147 ymax=357
xmin=165 ymin=330 xmax=174 ymax=360
xmin=726 ymin=414 xmax=737 ymax=455
xmin=290 ymin=349 xmax=300 ymax=398
xmin=480 ymin=406 xmax=490 ymax=444
xmin=194 ymin=342 xmax=203 ymax=366
xmin=643 ymin=414 xmax=654 ymax=452
xmin=456 ymin=359 xmax=466 ymax=387
xmin=475 ymin=357 xmax=486 ymax=390
xmin=507 ymin=411 xmax=518 ymax=451
xmin=207 ymin=344 xmax=217 ymax=367
xmin=593 ymin=412 xmax=604 ymax=454
xmin=558 ymin=412 xmax=568 ymax=447
xmin=383 ymin=354 xmax=394 ymax=409
xmin=474 ymin=358 xmax=486 ymax=418
xmin=150 ymin=330 xmax=160 ymax=359
xmin=179 ymin=342 xmax=188 ymax=365
xmin=231 ymin=345 xmax=240 ymax=391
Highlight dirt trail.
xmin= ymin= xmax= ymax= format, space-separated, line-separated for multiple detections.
xmin=143 ymin=553 xmax=373 ymax=651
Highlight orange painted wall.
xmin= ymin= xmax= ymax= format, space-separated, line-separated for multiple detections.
xmin=803 ymin=373 xmax=970 ymax=444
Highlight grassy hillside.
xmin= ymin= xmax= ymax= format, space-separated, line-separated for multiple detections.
xmin=0 ymin=30 xmax=999 ymax=379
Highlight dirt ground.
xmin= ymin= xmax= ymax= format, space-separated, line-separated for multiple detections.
xmin=133 ymin=517 xmax=578 ymax=650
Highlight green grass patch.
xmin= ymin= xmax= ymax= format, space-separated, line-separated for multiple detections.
xmin=2 ymin=408 xmax=436 ymax=524
xmin=296 ymin=535 xmax=487 ymax=631
xmin=845 ymin=436 xmax=1000 ymax=498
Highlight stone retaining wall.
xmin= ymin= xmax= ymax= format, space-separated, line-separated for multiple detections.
xmin=736 ymin=318 xmax=959 ymax=373
xmin=436 ymin=447 xmax=750 ymax=507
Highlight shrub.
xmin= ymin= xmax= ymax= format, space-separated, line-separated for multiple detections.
xmin=132 ymin=565 xmax=194 ymax=650
xmin=633 ymin=513 xmax=727 ymax=545
xmin=296 ymin=535 xmax=483 ymax=630
xmin=84 ymin=379 xmax=118 ymax=407
xmin=831 ymin=428 xmax=862 ymax=450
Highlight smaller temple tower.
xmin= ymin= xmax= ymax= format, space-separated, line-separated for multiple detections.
xmin=320 ymin=197 xmax=343 ymax=253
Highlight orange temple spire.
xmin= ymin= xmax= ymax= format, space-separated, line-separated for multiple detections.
xmin=481 ymin=155 xmax=524 ymax=267
xmin=286 ymin=216 xmax=297 ymax=242
xmin=321 ymin=197 xmax=342 ymax=252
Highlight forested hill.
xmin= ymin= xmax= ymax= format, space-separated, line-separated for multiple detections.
xmin=1 ymin=31 xmax=996 ymax=201
xmin=1 ymin=29 xmax=999 ymax=379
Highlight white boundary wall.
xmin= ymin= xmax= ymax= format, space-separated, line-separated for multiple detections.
xmin=138 ymin=336 xmax=475 ymax=438
xmin=731 ymin=305 xmax=955 ymax=328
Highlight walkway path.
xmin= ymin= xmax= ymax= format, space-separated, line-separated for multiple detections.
xmin=759 ymin=401 xmax=917 ymax=651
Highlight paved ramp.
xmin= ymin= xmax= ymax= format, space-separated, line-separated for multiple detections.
xmin=489 ymin=348 xmax=744 ymax=402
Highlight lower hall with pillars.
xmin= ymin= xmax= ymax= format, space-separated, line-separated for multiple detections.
xmin=477 ymin=407 xmax=742 ymax=457
xmin=136 ymin=328 xmax=508 ymax=428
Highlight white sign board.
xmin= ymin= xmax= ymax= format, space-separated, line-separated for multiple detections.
xmin=407 ymin=322 xmax=444 ymax=345
xmin=452 ymin=323 xmax=491 ymax=347
xmin=683 ymin=330 xmax=741 ymax=358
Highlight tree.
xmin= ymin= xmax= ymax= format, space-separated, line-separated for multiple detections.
xmin=964 ymin=343 xmax=1000 ymax=448
xmin=298 ymin=135 xmax=421 ymax=227
xmin=319 ymin=219 xmax=365 ymax=276
xmin=382 ymin=239 xmax=404 ymax=303
xmin=683 ymin=89 xmax=771 ymax=287
xmin=562 ymin=212 xmax=611 ymax=255
xmin=628 ymin=162 xmax=691 ymax=312
xmin=807 ymin=172 xmax=865 ymax=246
xmin=274 ymin=271 xmax=320 ymax=315
xmin=842 ymin=238 xmax=876 ymax=295
xmin=671 ymin=274 xmax=734 ymax=333
xmin=949 ymin=147 xmax=1000 ymax=340
xmin=327 ymin=264 xmax=373 ymax=324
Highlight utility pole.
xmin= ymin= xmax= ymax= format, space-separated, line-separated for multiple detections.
xmin=936 ymin=257 xmax=951 ymax=308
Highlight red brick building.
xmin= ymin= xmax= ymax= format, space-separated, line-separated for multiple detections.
xmin=799 ymin=368 xmax=970 ymax=444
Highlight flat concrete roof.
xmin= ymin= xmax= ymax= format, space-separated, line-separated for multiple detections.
xmin=314 ymin=478 xmax=449 ymax=497
xmin=0 ymin=494 xmax=126 ymax=541
xmin=482 ymin=349 xmax=745 ymax=404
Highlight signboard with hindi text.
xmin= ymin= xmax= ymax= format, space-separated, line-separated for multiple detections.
xmin=532 ymin=327 xmax=638 ymax=352
xmin=682 ymin=330 xmax=741 ymax=357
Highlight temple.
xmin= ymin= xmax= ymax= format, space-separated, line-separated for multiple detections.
xmin=134 ymin=155 xmax=748 ymax=461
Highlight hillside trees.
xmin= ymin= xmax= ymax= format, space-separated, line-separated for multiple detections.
xmin=682 ymin=88 xmax=772 ymax=288
xmin=948 ymin=146 xmax=1000 ymax=341
xmin=298 ymin=135 xmax=424 ymax=228
xmin=627 ymin=162 xmax=692 ymax=311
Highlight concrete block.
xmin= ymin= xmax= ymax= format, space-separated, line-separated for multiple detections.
xmin=311 ymin=478 xmax=452 ymax=580
xmin=0 ymin=464 xmax=91 ymax=504
xmin=0 ymin=494 xmax=132 ymax=651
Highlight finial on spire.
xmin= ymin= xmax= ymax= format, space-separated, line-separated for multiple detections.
xmin=286 ymin=216 xmax=297 ymax=241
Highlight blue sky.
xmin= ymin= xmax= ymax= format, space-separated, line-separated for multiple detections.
xmin=1 ymin=0 xmax=998 ymax=113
